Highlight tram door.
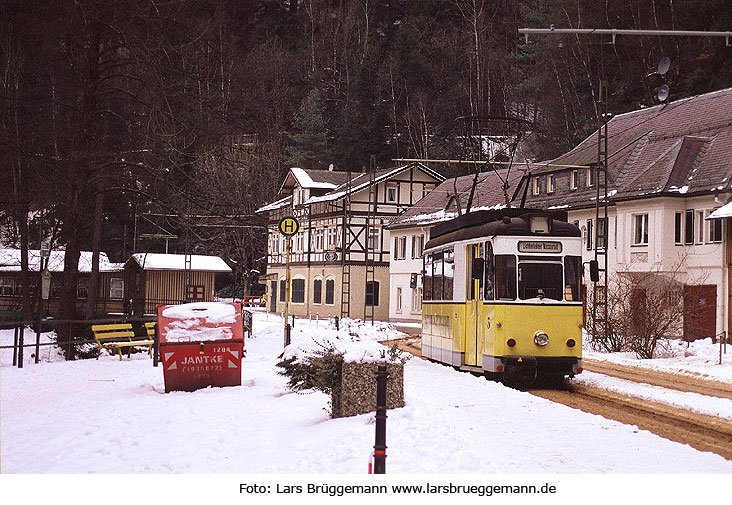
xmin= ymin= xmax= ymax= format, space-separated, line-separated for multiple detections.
xmin=465 ymin=243 xmax=482 ymax=366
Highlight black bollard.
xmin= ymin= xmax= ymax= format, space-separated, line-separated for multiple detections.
xmin=373 ymin=364 xmax=388 ymax=474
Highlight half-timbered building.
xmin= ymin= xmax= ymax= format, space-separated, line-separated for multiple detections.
xmin=257 ymin=163 xmax=444 ymax=320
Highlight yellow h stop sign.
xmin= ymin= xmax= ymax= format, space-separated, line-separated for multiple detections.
xmin=278 ymin=216 xmax=299 ymax=236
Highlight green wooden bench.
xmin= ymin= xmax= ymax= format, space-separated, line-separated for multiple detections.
xmin=91 ymin=323 xmax=155 ymax=360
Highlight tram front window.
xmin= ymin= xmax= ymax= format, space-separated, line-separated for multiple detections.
xmin=518 ymin=263 xmax=563 ymax=301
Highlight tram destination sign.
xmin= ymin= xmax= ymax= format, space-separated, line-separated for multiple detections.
xmin=518 ymin=241 xmax=562 ymax=253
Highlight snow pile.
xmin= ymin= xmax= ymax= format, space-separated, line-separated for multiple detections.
xmin=160 ymin=302 xmax=239 ymax=343
xmin=281 ymin=318 xmax=405 ymax=364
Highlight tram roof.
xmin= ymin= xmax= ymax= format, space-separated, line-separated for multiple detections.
xmin=424 ymin=209 xmax=580 ymax=251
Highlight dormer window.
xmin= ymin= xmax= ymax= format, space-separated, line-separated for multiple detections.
xmin=570 ymin=170 xmax=579 ymax=190
xmin=532 ymin=176 xmax=540 ymax=195
xmin=587 ymin=167 xmax=595 ymax=187
xmin=547 ymin=174 xmax=555 ymax=193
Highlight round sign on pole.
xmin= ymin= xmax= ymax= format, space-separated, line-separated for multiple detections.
xmin=278 ymin=216 xmax=300 ymax=236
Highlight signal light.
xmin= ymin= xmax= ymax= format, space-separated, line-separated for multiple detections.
xmin=578 ymin=367 xmax=583 ymax=373
xmin=497 ymin=365 xmax=503 ymax=372
xmin=507 ymin=338 xmax=516 ymax=347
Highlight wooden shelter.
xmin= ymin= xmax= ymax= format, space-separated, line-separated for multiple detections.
xmin=125 ymin=253 xmax=232 ymax=315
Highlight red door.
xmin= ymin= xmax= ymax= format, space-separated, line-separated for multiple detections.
xmin=683 ymin=285 xmax=717 ymax=341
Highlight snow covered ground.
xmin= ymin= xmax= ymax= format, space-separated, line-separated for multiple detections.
xmin=2 ymin=311 xmax=731 ymax=503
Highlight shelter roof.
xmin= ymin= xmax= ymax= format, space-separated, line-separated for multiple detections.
xmin=0 ymin=249 xmax=123 ymax=273
xmin=127 ymin=253 xmax=231 ymax=272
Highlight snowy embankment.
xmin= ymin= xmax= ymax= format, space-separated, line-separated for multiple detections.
xmin=2 ymin=311 xmax=732 ymax=474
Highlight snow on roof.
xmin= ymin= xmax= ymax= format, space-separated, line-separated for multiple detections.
xmin=290 ymin=167 xmax=339 ymax=190
xmin=256 ymin=194 xmax=292 ymax=213
xmin=129 ymin=253 xmax=231 ymax=272
xmin=0 ymin=249 xmax=123 ymax=273
xmin=708 ymin=200 xmax=732 ymax=219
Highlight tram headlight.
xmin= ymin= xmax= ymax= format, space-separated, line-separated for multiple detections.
xmin=506 ymin=338 xmax=516 ymax=348
xmin=534 ymin=331 xmax=549 ymax=346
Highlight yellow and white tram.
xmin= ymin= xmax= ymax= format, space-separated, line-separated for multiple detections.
xmin=421 ymin=209 xmax=584 ymax=384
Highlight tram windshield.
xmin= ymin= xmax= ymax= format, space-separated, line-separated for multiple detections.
xmin=518 ymin=262 xmax=563 ymax=301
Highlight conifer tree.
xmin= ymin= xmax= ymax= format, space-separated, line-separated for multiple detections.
xmin=285 ymin=89 xmax=331 ymax=169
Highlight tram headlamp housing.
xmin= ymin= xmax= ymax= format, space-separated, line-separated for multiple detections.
xmin=534 ymin=331 xmax=549 ymax=346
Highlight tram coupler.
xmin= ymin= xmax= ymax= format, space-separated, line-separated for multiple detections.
xmin=502 ymin=356 xmax=538 ymax=386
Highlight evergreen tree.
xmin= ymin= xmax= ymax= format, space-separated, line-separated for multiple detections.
xmin=285 ymin=89 xmax=331 ymax=169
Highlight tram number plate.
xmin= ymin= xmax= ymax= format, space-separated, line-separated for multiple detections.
xmin=518 ymin=241 xmax=562 ymax=253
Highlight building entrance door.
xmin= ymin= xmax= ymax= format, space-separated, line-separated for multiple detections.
xmin=683 ymin=284 xmax=716 ymax=341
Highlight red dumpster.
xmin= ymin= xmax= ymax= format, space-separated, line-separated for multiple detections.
xmin=157 ymin=301 xmax=245 ymax=393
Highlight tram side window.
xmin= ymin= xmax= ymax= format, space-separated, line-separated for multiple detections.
xmin=484 ymin=242 xmax=494 ymax=300
xmin=423 ymin=254 xmax=433 ymax=301
xmin=443 ymin=249 xmax=454 ymax=300
xmin=495 ymin=255 xmax=516 ymax=300
xmin=432 ymin=252 xmax=444 ymax=301
xmin=564 ymin=256 xmax=582 ymax=301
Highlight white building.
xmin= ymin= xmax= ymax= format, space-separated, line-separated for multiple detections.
xmin=388 ymin=88 xmax=732 ymax=339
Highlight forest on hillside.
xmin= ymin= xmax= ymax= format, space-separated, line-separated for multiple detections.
xmin=2 ymin=0 xmax=732 ymax=324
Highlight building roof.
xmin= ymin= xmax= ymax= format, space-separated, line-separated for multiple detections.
xmin=127 ymin=253 xmax=231 ymax=272
xmin=0 ymin=249 xmax=124 ymax=273
xmin=386 ymin=168 xmax=526 ymax=230
xmin=258 ymin=162 xmax=445 ymax=213
xmin=533 ymin=87 xmax=732 ymax=203
xmin=279 ymin=167 xmax=351 ymax=193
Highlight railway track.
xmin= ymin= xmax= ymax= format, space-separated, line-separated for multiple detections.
xmin=383 ymin=335 xmax=732 ymax=460
xmin=531 ymin=383 xmax=732 ymax=461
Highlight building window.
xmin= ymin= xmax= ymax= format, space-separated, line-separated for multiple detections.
xmin=597 ymin=217 xmax=608 ymax=249
xmin=77 ymin=278 xmax=89 ymax=299
xmin=291 ymin=278 xmax=305 ymax=303
xmin=587 ymin=167 xmax=595 ymax=187
xmin=697 ymin=210 xmax=705 ymax=244
xmin=110 ymin=278 xmax=124 ymax=299
xmin=313 ymin=279 xmax=322 ymax=304
xmin=547 ymin=174 xmax=555 ymax=193
xmin=368 ymin=227 xmax=379 ymax=250
xmin=185 ymin=284 xmax=205 ymax=302
xmin=325 ymin=278 xmax=335 ymax=305
xmin=327 ymin=227 xmax=337 ymax=249
xmin=633 ymin=214 xmax=649 ymax=245
xmin=532 ymin=176 xmax=540 ymax=195
xmin=709 ymin=213 xmax=723 ymax=243
xmin=412 ymin=287 xmax=422 ymax=312
xmin=279 ymin=279 xmax=286 ymax=302
xmin=684 ymin=210 xmax=694 ymax=245
xmin=314 ymin=228 xmax=324 ymax=250
xmin=675 ymin=212 xmax=683 ymax=245
xmin=570 ymin=170 xmax=579 ymax=190
xmin=387 ymin=184 xmax=397 ymax=202
xmin=396 ymin=287 xmax=402 ymax=313
xmin=1 ymin=277 xmax=15 ymax=296
xmin=586 ymin=219 xmax=593 ymax=250
xmin=365 ymin=281 xmax=380 ymax=306
xmin=393 ymin=237 xmax=400 ymax=260
xmin=412 ymin=234 xmax=424 ymax=259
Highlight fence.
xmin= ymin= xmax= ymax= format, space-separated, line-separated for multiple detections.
xmin=0 ymin=316 xmax=158 ymax=369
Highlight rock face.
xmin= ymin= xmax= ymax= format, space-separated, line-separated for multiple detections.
xmin=331 ymin=361 xmax=405 ymax=418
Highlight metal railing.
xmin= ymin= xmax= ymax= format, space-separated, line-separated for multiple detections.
xmin=1 ymin=316 xmax=157 ymax=369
